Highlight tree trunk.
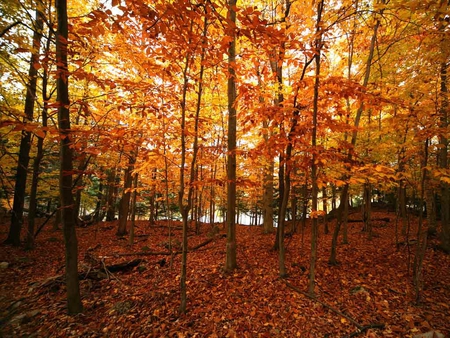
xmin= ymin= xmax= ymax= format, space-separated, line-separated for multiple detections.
xmin=329 ymin=0 xmax=380 ymax=264
xmin=56 ymin=0 xmax=82 ymax=314
xmin=5 ymin=5 xmax=44 ymax=246
xmin=105 ymin=168 xmax=117 ymax=221
xmin=117 ymin=159 xmax=135 ymax=236
xmin=179 ymin=11 xmax=207 ymax=312
xmin=398 ymin=181 xmax=408 ymax=236
xmin=362 ymin=182 xmax=372 ymax=239
xmin=309 ymin=0 xmax=323 ymax=297
xmin=291 ymin=189 xmax=298 ymax=233
xmin=225 ymin=0 xmax=237 ymax=272
xmin=262 ymin=150 xmax=275 ymax=234
xmin=26 ymin=26 xmax=50 ymax=250
xmin=329 ymin=185 xmax=348 ymax=265
xmin=274 ymin=153 xmax=284 ymax=251
xmin=342 ymin=194 xmax=349 ymax=244
xmin=425 ymin=171 xmax=437 ymax=235
xmin=438 ymin=58 xmax=449 ymax=251
xmin=322 ymin=186 xmax=328 ymax=235
xmin=129 ymin=173 xmax=138 ymax=245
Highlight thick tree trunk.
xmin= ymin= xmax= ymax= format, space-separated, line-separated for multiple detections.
xmin=56 ymin=0 xmax=82 ymax=314
xmin=117 ymin=161 xmax=134 ymax=236
xmin=6 ymin=5 xmax=44 ymax=246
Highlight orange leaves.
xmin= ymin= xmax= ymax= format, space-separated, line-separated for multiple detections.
xmin=1 ymin=120 xmax=49 ymax=139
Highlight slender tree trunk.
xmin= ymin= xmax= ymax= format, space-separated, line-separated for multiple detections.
xmin=309 ymin=0 xmax=323 ymax=297
xmin=262 ymin=139 xmax=275 ymax=234
xmin=438 ymin=59 xmax=449 ymax=251
xmin=301 ymin=181 xmax=308 ymax=231
xmin=342 ymin=193 xmax=349 ymax=244
xmin=363 ymin=182 xmax=372 ymax=239
xmin=274 ymin=153 xmax=284 ymax=251
xmin=291 ymin=189 xmax=298 ymax=233
xmin=225 ymin=0 xmax=237 ymax=272
xmin=6 ymin=5 xmax=44 ymax=246
xmin=26 ymin=27 xmax=50 ymax=250
xmin=256 ymin=63 xmax=275 ymax=234
xmin=148 ymin=168 xmax=157 ymax=224
xmin=129 ymin=173 xmax=138 ymax=245
xmin=93 ymin=181 xmax=104 ymax=223
xmin=329 ymin=1 xmax=380 ymax=264
xmin=105 ymin=168 xmax=117 ymax=221
xmin=329 ymin=185 xmax=348 ymax=265
xmin=179 ymin=11 xmax=208 ymax=312
xmin=322 ymin=186 xmax=328 ymax=234
xmin=56 ymin=0 xmax=82 ymax=314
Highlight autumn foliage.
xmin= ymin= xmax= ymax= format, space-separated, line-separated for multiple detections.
xmin=1 ymin=0 xmax=450 ymax=336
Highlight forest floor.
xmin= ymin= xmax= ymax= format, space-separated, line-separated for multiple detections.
xmin=0 ymin=211 xmax=449 ymax=337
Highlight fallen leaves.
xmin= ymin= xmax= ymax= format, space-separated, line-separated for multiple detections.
xmin=0 ymin=212 xmax=449 ymax=337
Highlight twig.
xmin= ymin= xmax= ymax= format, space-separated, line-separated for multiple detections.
xmin=284 ymin=281 xmax=363 ymax=329
xmin=101 ymin=258 xmax=122 ymax=284
xmin=345 ymin=323 xmax=385 ymax=337
xmin=284 ymin=281 xmax=385 ymax=336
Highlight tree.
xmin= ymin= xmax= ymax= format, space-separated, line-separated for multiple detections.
xmin=309 ymin=0 xmax=324 ymax=297
xmin=225 ymin=0 xmax=238 ymax=272
xmin=5 ymin=1 xmax=44 ymax=246
xmin=436 ymin=0 xmax=450 ymax=252
xmin=56 ymin=0 xmax=82 ymax=314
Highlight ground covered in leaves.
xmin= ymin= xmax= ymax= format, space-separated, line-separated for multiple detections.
xmin=1 ymin=211 xmax=449 ymax=337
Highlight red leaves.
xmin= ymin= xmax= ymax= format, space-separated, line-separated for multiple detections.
xmin=0 ymin=214 xmax=449 ymax=337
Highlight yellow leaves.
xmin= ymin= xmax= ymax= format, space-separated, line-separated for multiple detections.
xmin=431 ymin=168 xmax=450 ymax=185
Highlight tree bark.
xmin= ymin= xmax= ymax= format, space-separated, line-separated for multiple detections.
xmin=105 ymin=168 xmax=117 ymax=221
xmin=117 ymin=155 xmax=136 ymax=236
xmin=438 ymin=58 xmax=449 ymax=251
xmin=129 ymin=173 xmax=138 ymax=245
xmin=225 ymin=0 xmax=237 ymax=272
xmin=328 ymin=1 xmax=380 ymax=264
xmin=6 ymin=4 xmax=44 ymax=246
xmin=56 ymin=0 xmax=83 ymax=314
xmin=309 ymin=0 xmax=324 ymax=297
xmin=26 ymin=22 xmax=50 ymax=250
xmin=322 ymin=186 xmax=328 ymax=234
xmin=179 ymin=10 xmax=207 ymax=312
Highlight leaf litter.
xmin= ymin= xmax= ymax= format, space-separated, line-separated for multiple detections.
xmin=0 ymin=211 xmax=449 ymax=337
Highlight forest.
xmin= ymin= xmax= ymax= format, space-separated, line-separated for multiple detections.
xmin=0 ymin=0 xmax=449 ymax=337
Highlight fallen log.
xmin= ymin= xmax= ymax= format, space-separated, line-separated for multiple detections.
xmin=106 ymin=258 xmax=142 ymax=273
xmin=117 ymin=236 xmax=216 ymax=257
xmin=33 ymin=258 xmax=144 ymax=288
xmin=347 ymin=218 xmax=390 ymax=223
